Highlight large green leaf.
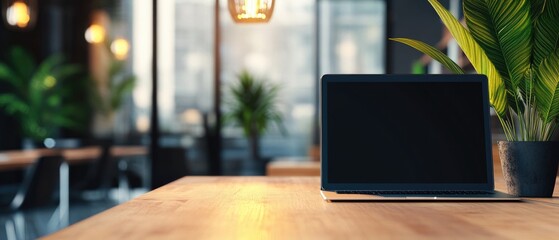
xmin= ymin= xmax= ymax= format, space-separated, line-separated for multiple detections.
xmin=53 ymin=64 xmax=82 ymax=81
xmin=427 ymin=0 xmax=507 ymax=116
xmin=535 ymin=50 xmax=559 ymax=123
xmin=28 ymin=54 xmax=64 ymax=109
xmin=0 ymin=63 xmax=24 ymax=93
xmin=532 ymin=0 xmax=559 ymax=67
xmin=0 ymin=94 xmax=29 ymax=116
xmin=9 ymin=47 xmax=36 ymax=81
xmin=464 ymin=0 xmax=510 ymax=83
xmin=531 ymin=0 xmax=545 ymax=18
xmin=390 ymin=38 xmax=465 ymax=74
xmin=464 ymin=0 xmax=531 ymax=113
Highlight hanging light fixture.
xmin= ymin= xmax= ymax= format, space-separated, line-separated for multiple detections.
xmin=228 ymin=0 xmax=275 ymax=23
xmin=1 ymin=0 xmax=37 ymax=30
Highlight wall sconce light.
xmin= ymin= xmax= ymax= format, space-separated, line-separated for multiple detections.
xmin=1 ymin=0 xmax=37 ymax=30
xmin=110 ymin=38 xmax=130 ymax=60
xmin=85 ymin=24 xmax=106 ymax=44
xmin=228 ymin=0 xmax=275 ymax=23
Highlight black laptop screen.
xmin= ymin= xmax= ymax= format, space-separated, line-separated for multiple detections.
xmin=325 ymin=79 xmax=488 ymax=184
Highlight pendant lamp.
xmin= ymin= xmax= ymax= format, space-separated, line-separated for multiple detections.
xmin=228 ymin=0 xmax=275 ymax=23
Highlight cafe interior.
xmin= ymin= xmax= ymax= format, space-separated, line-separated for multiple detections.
xmin=2 ymin=0 xmax=545 ymax=239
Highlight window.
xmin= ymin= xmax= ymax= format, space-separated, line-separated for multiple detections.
xmin=131 ymin=0 xmax=387 ymax=174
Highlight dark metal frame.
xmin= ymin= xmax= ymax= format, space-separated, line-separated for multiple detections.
xmin=150 ymin=0 xmax=160 ymax=188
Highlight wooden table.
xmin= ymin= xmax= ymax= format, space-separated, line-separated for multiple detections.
xmin=266 ymin=157 xmax=320 ymax=176
xmin=46 ymin=176 xmax=559 ymax=239
xmin=111 ymin=146 xmax=148 ymax=158
xmin=0 ymin=147 xmax=102 ymax=171
xmin=0 ymin=145 xmax=148 ymax=228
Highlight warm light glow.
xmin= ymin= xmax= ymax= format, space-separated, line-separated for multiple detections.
xmin=181 ymin=109 xmax=202 ymax=125
xmin=136 ymin=116 xmax=150 ymax=133
xmin=6 ymin=2 xmax=30 ymax=28
xmin=229 ymin=0 xmax=274 ymax=23
xmin=84 ymin=24 xmax=106 ymax=44
xmin=111 ymin=38 xmax=130 ymax=60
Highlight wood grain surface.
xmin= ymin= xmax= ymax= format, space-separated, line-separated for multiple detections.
xmin=45 ymin=176 xmax=559 ymax=240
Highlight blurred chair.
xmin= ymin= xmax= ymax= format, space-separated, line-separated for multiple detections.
xmin=0 ymin=155 xmax=63 ymax=240
xmin=71 ymin=139 xmax=143 ymax=201
xmin=0 ymin=170 xmax=24 ymax=206
xmin=70 ymin=139 xmax=115 ymax=200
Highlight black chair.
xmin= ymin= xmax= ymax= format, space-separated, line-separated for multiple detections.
xmin=70 ymin=140 xmax=116 ymax=200
xmin=71 ymin=140 xmax=143 ymax=202
xmin=1 ymin=155 xmax=63 ymax=240
xmin=0 ymin=170 xmax=24 ymax=206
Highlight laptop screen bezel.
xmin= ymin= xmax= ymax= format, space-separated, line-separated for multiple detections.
xmin=320 ymin=74 xmax=495 ymax=191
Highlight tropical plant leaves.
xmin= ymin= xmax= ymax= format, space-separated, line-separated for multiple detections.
xmin=535 ymin=49 xmax=559 ymax=123
xmin=464 ymin=0 xmax=510 ymax=83
xmin=532 ymin=0 xmax=559 ymax=67
xmin=0 ymin=47 xmax=88 ymax=140
xmin=224 ymin=70 xmax=285 ymax=137
xmin=427 ymin=0 xmax=507 ymax=117
xmin=464 ymin=0 xmax=532 ymax=114
xmin=0 ymin=94 xmax=29 ymax=116
xmin=0 ymin=63 xmax=24 ymax=93
xmin=9 ymin=47 xmax=36 ymax=81
xmin=53 ymin=64 xmax=82 ymax=81
xmin=390 ymin=38 xmax=464 ymax=74
xmin=530 ymin=0 xmax=545 ymax=19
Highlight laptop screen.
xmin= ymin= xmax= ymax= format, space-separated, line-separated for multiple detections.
xmin=321 ymin=75 xmax=492 ymax=190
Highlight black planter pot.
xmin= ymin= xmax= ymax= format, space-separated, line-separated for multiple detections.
xmin=498 ymin=141 xmax=559 ymax=197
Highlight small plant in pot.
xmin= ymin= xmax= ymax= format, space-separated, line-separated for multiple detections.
xmin=391 ymin=0 xmax=559 ymax=197
xmin=224 ymin=70 xmax=285 ymax=174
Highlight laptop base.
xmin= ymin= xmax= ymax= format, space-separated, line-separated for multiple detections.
xmin=320 ymin=190 xmax=521 ymax=201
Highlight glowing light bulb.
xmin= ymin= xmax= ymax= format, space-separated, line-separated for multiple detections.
xmin=6 ymin=2 xmax=30 ymax=28
xmin=229 ymin=0 xmax=273 ymax=23
xmin=84 ymin=24 xmax=106 ymax=44
xmin=244 ymin=0 xmax=258 ymax=18
xmin=110 ymin=38 xmax=130 ymax=60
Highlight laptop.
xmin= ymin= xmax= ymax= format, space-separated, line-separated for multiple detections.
xmin=320 ymin=74 xmax=519 ymax=201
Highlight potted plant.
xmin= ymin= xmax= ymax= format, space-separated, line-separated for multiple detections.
xmin=391 ymin=0 xmax=559 ymax=197
xmin=88 ymin=38 xmax=136 ymax=138
xmin=0 ymin=46 xmax=87 ymax=148
xmin=224 ymin=70 xmax=285 ymax=173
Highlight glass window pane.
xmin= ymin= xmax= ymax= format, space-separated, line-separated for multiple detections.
xmin=319 ymin=0 xmax=386 ymax=74
xmin=220 ymin=0 xmax=316 ymax=161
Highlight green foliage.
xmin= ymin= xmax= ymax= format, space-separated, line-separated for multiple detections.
xmin=224 ymin=70 xmax=285 ymax=138
xmin=88 ymin=43 xmax=136 ymax=116
xmin=0 ymin=46 xmax=86 ymax=141
xmin=391 ymin=0 xmax=559 ymax=141
xmin=390 ymin=38 xmax=465 ymax=74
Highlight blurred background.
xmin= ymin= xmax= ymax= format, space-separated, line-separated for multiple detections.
xmin=0 ymin=0 xmax=465 ymax=238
